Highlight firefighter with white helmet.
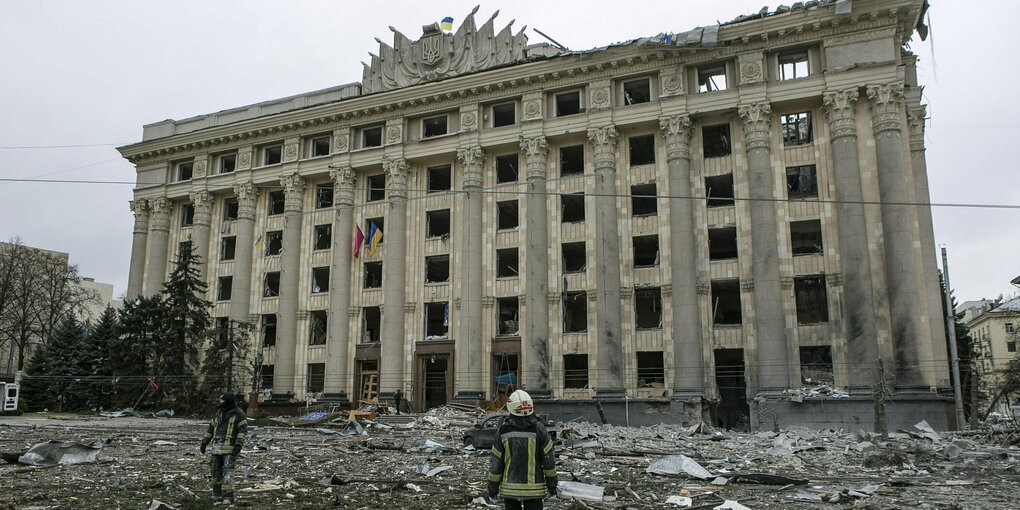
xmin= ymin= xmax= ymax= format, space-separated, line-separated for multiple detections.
xmin=487 ymin=390 xmax=558 ymax=509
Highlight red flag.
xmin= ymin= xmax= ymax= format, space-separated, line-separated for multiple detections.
xmin=354 ymin=225 xmax=365 ymax=258
xmin=148 ymin=379 xmax=159 ymax=390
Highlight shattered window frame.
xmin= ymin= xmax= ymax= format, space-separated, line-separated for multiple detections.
xmin=634 ymin=287 xmax=662 ymax=330
xmin=217 ymin=153 xmax=236 ymax=174
xmin=496 ymin=200 xmax=518 ymax=230
xmin=314 ymin=224 xmax=332 ymax=251
xmin=496 ymin=297 xmax=519 ymax=337
xmin=496 ymin=248 xmax=519 ymax=278
xmin=263 ymin=271 xmax=280 ymax=297
xmin=311 ymin=266 xmax=330 ymax=293
xmin=794 ymin=275 xmax=829 ymax=324
xmin=636 ymin=351 xmax=666 ymax=385
xmin=561 ymin=193 xmax=585 ymax=223
xmin=223 ymin=198 xmax=238 ymax=221
xmin=631 ymin=182 xmax=657 ymax=216
xmin=702 ymin=124 xmax=732 ymax=158
xmin=708 ymin=227 xmax=739 ymax=261
xmin=427 ymin=164 xmax=452 ymax=193
xmin=424 ymin=301 xmax=449 ymax=338
xmin=426 ymin=209 xmax=451 ymax=238
xmin=623 ymin=78 xmax=651 ymax=105
xmin=786 ymin=164 xmax=818 ymax=199
xmin=561 ymin=242 xmax=587 ymax=274
xmin=180 ymin=203 xmax=195 ymax=227
xmin=778 ymin=50 xmax=810 ymax=81
xmin=705 ymin=174 xmax=735 ymax=208
xmin=362 ymin=306 xmax=381 ymax=343
xmin=307 ymin=363 xmax=326 ymax=392
xmin=422 ymin=114 xmax=448 ymax=138
xmin=315 ymin=183 xmax=334 ymax=209
xmin=496 ymin=154 xmax=519 ymax=183
xmin=424 ymin=255 xmax=450 ymax=283
xmin=799 ymin=345 xmax=833 ymax=384
xmin=366 ymin=174 xmax=386 ymax=202
xmin=781 ymin=112 xmax=813 ymax=146
xmin=309 ymin=135 xmax=331 ymax=158
xmin=268 ymin=191 xmax=285 ymax=216
xmin=364 ymin=261 xmax=383 ymax=289
xmin=633 ymin=235 xmax=660 ymax=268
xmin=361 ymin=125 xmax=383 ymax=148
xmin=563 ymin=353 xmax=589 ymax=388
xmin=265 ymin=230 xmax=283 ymax=256
xmin=697 ymin=64 xmax=727 ymax=93
xmin=308 ymin=310 xmax=328 ymax=345
xmin=563 ymin=291 xmax=588 ymax=333
xmin=174 ymin=160 xmax=193 ymax=182
xmin=217 ymin=276 xmax=233 ymax=301
xmin=711 ymin=279 xmax=742 ymax=325
xmin=629 ymin=134 xmax=656 ymax=166
xmin=261 ymin=314 xmax=277 ymax=347
xmin=560 ymin=145 xmax=585 ymax=176
xmin=790 ymin=219 xmax=824 ymax=256
xmin=555 ymin=90 xmax=582 ymax=116
xmin=492 ymin=102 xmax=516 ymax=127
xmin=220 ymin=236 xmax=236 ymax=261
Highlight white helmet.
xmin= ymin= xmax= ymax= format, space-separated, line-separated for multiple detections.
xmin=507 ymin=389 xmax=534 ymax=416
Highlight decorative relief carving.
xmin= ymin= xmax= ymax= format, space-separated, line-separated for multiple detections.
xmin=587 ymin=126 xmax=619 ymax=172
xmin=149 ymin=196 xmax=172 ymax=232
xmin=660 ymin=66 xmax=682 ymax=96
xmin=460 ymin=111 xmax=477 ymax=130
xmin=237 ymin=148 xmax=252 ymax=169
xmin=740 ymin=62 xmax=762 ymax=83
xmin=284 ymin=141 xmax=299 ymax=162
xmin=334 ymin=132 xmax=349 ymax=153
xmin=659 ymin=114 xmax=693 ymax=161
xmin=234 ymin=181 xmax=258 ymax=220
xmin=740 ymin=279 xmax=754 ymax=292
xmin=907 ymin=105 xmax=926 ymax=153
xmin=523 ymin=99 xmax=541 ymax=119
xmin=822 ymin=88 xmax=860 ymax=140
xmin=330 ymin=165 xmax=357 ymax=206
xmin=866 ymin=81 xmax=904 ymax=134
xmin=519 ymin=136 xmax=549 ymax=180
xmin=129 ymin=199 xmax=149 ymax=233
xmin=386 ymin=125 xmax=402 ymax=144
xmin=194 ymin=160 xmax=208 ymax=178
xmin=281 ymin=173 xmax=306 ymax=213
xmin=457 ymin=146 xmax=484 ymax=189
xmin=189 ymin=190 xmax=214 ymax=226
xmin=382 ymin=158 xmax=410 ymax=198
xmin=590 ymin=81 xmax=611 ymax=109
xmin=737 ymin=102 xmax=772 ymax=151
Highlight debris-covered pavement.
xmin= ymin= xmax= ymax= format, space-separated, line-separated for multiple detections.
xmin=2 ymin=410 xmax=1019 ymax=509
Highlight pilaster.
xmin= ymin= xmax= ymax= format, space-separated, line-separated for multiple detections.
xmin=519 ymin=135 xmax=550 ymax=397
xmin=273 ymin=172 xmax=305 ymax=399
xmin=455 ymin=146 xmax=485 ymax=401
xmin=380 ymin=158 xmax=410 ymax=400
xmin=324 ymin=165 xmax=356 ymax=402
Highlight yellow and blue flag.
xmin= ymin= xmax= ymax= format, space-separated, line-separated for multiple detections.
xmin=254 ymin=234 xmax=263 ymax=248
xmin=367 ymin=222 xmax=383 ymax=256
xmin=441 ymin=16 xmax=453 ymax=32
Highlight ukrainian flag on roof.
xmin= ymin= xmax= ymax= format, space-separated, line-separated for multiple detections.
xmin=441 ymin=17 xmax=454 ymax=32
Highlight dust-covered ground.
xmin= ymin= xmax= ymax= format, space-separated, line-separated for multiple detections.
xmin=1 ymin=411 xmax=1018 ymax=510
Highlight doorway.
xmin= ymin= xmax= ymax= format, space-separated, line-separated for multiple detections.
xmin=420 ymin=355 xmax=450 ymax=411
xmin=357 ymin=360 xmax=379 ymax=406
xmin=713 ymin=348 xmax=749 ymax=430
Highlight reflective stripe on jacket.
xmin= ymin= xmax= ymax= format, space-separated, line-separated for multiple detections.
xmin=203 ymin=406 xmax=247 ymax=455
xmin=487 ymin=416 xmax=557 ymax=499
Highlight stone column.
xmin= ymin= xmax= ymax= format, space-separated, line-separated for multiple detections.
xmin=188 ymin=190 xmax=214 ymax=286
xmin=126 ymin=199 xmax=149 ymax=300
xmin=587 ymin=126 xmax=625 ymax=396
xmin=272 ymin=173 xmax=305 ymax=399
xmin=659 ymin=114 xmax=703 ymax=397
xmin=379 ymin=158 xmax=410 ymax=401
xmin=520 ymin=135 xmax=551 ymax=397
xmin=738 ymin=103 xmax=788 ymax=392
xmin=324 ymin=166 xmax=355 ymax=403
xmin=867 ymin=82 xmax=925 ymax=389
xmin=454 ymin=146 xmax=485 ymax=401
xmin=823 ymin=89 xmax=880 ymax=392
xmin=145 ymin=196 xmax=172 ymax=297
xmin=229 ymin=182 xmax=258 ymax=325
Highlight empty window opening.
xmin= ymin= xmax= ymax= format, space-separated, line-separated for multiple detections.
xmin=261 ymin=314 xmax=277 ymax=347
xmin=786 ymin=165 xmax=818 ymax=199
xmin=176 ymin=161 xmax=193 ymax=181
xmin=496 ymin=154 xmax=518 ymax=183
xmin=799 ymin=346 xmax=833 ymax=385
xmin=562 ymin=242 xmax=586 ymax=273
xmin=778 ymin=51 xmax=809 ymax=81
xmin=423 ymin=115 xmax=448 ymax=137
xmin=309 ymin=310 xmax=327 ymax=345
xmin=560 ymin=145 xmax=584 ymax=176
xmin=268 ymin=191 xmax=285 ymax=215
xmin=314 ymin=224 xmax=332 ymax=250
xmin=624 ymin=78 xmax=651 ymax=105
xmin=636 ymin=351 xmax=665 ymax=385
xmin=635 ymin=287 xmax=662 ymax=329
xmin=790 ymin=220 xmax=823 ymax=255
xmin=181 ymin=204 xmax=195 ymax=227
xmin=265 ymin=230 xmax=283 ymax=256
xmin=307 ymin=363 xmax=325 ymax=392
xmin=316 ymin=183 xmax=334 ymax=209
xmin=492 ymin=103 xmax=515 ymax=127
xmin=260 ymin=365 xmax=274 ymax=391
xmin=424 ymin=302 xmax=449 ymax=338
xmin=711 ymin=279 xmax=742 ymax=325
xmin=781 ymin=112 xmax=812 ymax=146
xmin=698 ymin=65 xmax=727 ymax=92
xmin=310 ymin=136 xmax=330 ymax=157
xmin=496 ymin=200 xmax=518 ymax=230
xmin=426 ymin=209 xmax=451 ymax=237
xmin=795 ymin=276 xmax=829 ymax=324
xmin=563 ymin=354 xmax=589 ymax=388
xmin=705 ymin=174 xmax=735 ymax=208
xmin=362 ymin=126 xmax=383 ymax=148
xmin=563 ymin=292 xmax=588 ymax=333
xmin=366 ymin=174 xmax=386 ymax=202
xmin=264 ymin=272 xmax=280 ymax=297
xmin=362 ymin=306 xmax=381 ymax=343
xmin=633 ymin=235 xmax=660 ymax=268
xmin=496 ymin=248 xmax=519 ymax=278
xmin=631 ymin=183 xmax=657 ymax=216
xmin=425 ymin=255 xmax=450 ymax=283
xmin=220 ymin=236 xmax=236 ymax=261
xmin=312 ymin=266 xmax=330 ymax=293
xmin=223 ymin=198 xmax=238 ymax=221
xmin=217 ymin=276 xmax=232 ymax=301
xmin=496 ymin=297 xmax=519 ymax=336
xmin=428 ymin=165 xmax=451 ymax=193
xmin=219 ymin=154 xmax=236 ymax=174
xmin=364 ymin=262 xmax=382 ymax=289
xmin=713 ymin=348 xmax=748 ymax=430
xmin=263 ymin=145 xmax=282 ymax=166
xmin=556 ymin=91 xmax=581 ymax=116
xmin=703 ymin=124 xmax=732 ymax=158
xmin=629 ymin=134 xmax=656 ymax=166
xmin=708 ymin=227 xmax=738 ymax=260
xmin=561 ymin=193 xmax=585 ymax=223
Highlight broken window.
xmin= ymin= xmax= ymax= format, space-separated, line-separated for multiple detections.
xmin=427 ymin=165 xmax=451 ymax=193
xmin=633 ymin=235 xmax=659 ymax=268
xmin=366 ymin=174 xmax=386 ymax=202
xmin=635 ymin=287 xmax=662 ymax=329
xmin=268 ymin=191 xmax=285 ymax=215
xmin=309 ymin=310 xmax=327 ymax=345
xmin=425 ymin=255 xmax=450 ymax=283
xmin=799 ymin=346 xmax=833 ymax=384
xmin=790 ymin=220 xmax=823 ymax=255
xmin=424 ymin=301 xmax=449 ymax=338
xmin=175 ymin=161 xmax=193 ymax=181
xmin=631 ymin=183 xmax=657 ymax=216
xmin=261 ymin=365 xmax=274 ymax=390
xmin=496 ymin=297 xmax=519 ymax=336
xmin=217 ymin=276 xmax=232 ymax=301
xmin=492 ymin=102 xmax=516 ymax=127
xmin=218 ymin=153 xmax=236 ymax=174
xmin=362 ymin=306 xmax=381 ymax=343
xmin=711 ymin=279 xmax=742 ymax=325
xmin=563 ymin=291 xmax=588 ymax=333
xmin=636 ymin=351 xmax=665 ymax=385
xmin=223 ymin=198 xmax=238 ymax=221
xmin=496 ymin=200 xmax=518 ymax=230
xmin=795 ymin=275 xmax=829 ymax=323
xmin=705 ymin=174 xmax=735 ymax=208
xmin=623 ymin=78 xmax=651 ymax=105
xmin=555 ymin=91 xmax=581 ymax=116
xmin=365 ymin=217 xmax=384 ymax=239
xmin=263 ymin=144 xmax=282 ymax=166
xmin=314 ymin=224 xmax=332 ymax=250
xmin=362 ymin=126 xmax=383 ymax=148
xmin=423 ymin=115 xmax=448 ymax=137
xmin=264 ymin=272 xmax=280 ymax=297
xmin=496 ymin=154 xmax=518 ymax=183
xmin=561 ymin=193 xmax=585 ymax=223
xmin=781 ymin=112 xmax=812 ymax=146
xmin=261 ymin=314 xmax=277 ymax=347
xmin=786 ymin=165 xmax=818 ymax=199
xmin=560 ymin=145 xmax=584 ymax=176
xmin=307 ymin=363 xmax=325 ymax=392
xmin=563 ymin=354 xmax=589 ymax=388
xmin=364 ymin=262 xmax=382 ymax=288
xmin=220 ymin=236 xmax=236 ymax=261
xmin=180 ymin=203 xmax=195 ymax=227
xmin=214 ymin=317 xmax=229 ymax=344
xmin=562 ymin=242 xmax=586 ymax=273
xmin=703 ymin=124 xmax=731 ymax=158
xmin=426 ymin=209 xmax=451 ymax=238
xmin=310 ymin=136 xmax=330 ymax=157
xmin=312 ymin=266 xmax=330 ymax=293
xmin=698 ymin=65 xmax=727 ymax=92
xmin=316 ymin=183 xmax=334 ymax=209
xmin=496 ymin=248 xmax=519 ymax=278
xmin=629 ymin=134 xmax=656 ymax=166
xmin=778 ymin=51 xmax=809 ymax=81
xmin=708 ymin=227 xmax=738 ymax=260
xmin=265 ymin=230 xmax=283 ymax=256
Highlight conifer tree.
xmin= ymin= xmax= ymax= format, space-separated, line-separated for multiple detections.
xmin=84 ymin=306 xmax=117 ymax=410
xmin=113 ymin=294 xmax=165 ymax=407
xmin=157 ymin=240 xmax=211 ymax=406
xmin=20 ymin=343 xmax=52 ymax=411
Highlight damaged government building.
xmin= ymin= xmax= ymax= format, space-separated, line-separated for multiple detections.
xmin=118 ymin=0 xmax=950 ymax=430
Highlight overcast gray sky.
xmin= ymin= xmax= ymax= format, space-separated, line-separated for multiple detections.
xmin=1 ymin=1 xmax=1017 ymax=302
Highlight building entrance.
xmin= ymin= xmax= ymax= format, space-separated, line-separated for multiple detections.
xmin=420 ymin=355 xmax=450 ymax=411
xmin=713 ymin=348 xmax=749 ymax=430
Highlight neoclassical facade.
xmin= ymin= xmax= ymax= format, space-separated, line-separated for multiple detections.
xmin=119 ymin=0 xmax=953 ymax=429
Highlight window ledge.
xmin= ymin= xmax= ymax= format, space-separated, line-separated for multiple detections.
xmin=303 ymin=155 xmax=331 ymax=162
xmin=712 ymin=324 xmax=743 ymax=329
xmin=351 ymin=145 xmax=383 ymax=154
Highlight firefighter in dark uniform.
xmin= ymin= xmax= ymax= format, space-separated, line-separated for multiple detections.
xmin=200 ymin=391 xmax=247 ymax=505
xmin=487 ymin=390 xmax=558 ymax=510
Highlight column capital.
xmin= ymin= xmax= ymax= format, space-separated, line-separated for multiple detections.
xmin=587 ymin=125 xmax=618 ymax=172
xmin=149 ymin=196 xmax=172 ymax=232
xmin=129 ymin=199 xmax=150 ymax=233
xmin=281 ymin=172 xmax=305 ymax=213
xmin=866 ymin=81 xmax=905 ymax=134
xmin=519 ymin=136 xmax=549 ymax=180
xmin=907 ymin=104 xmax=927 ymax=153
xmin=189 ymin=189 xmax=214 ymax=227
xmin=457 ymin=145 xmax=485 ymax=189
xmin=233 ymin=181 xmax=259 ymax=220
xmin=383 ymin=157 xmax=410 ymax=198
xmin=658 ymin=114 xmax=693 ymax=161
xmin=738 ymin=102 xmax=772 ymax=151
xmin=330 ymin=165 xmax=356 ymax=206
xmin=822 ymin=88 xmax=860 ymax=140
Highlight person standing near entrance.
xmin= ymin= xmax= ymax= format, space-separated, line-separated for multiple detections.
xmin=393 ymin=389 xmax=403 ymax=414
xmin=487 ymin=390 xmax=558 ymax=509
xmin=200 ymin=392 xmax=247 ymax=505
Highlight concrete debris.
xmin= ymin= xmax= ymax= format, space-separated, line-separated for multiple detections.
xmin=646 ymin=454 xmax=712 ymax=479
xmin=665 ymin=494 xmax=693 ymax=506
xmin=792 ymin=488 xmax=823 ymax=501
xmin=558 ymin=480 xmax=604 ymax=501
xmin=151 ymin=440 xmax=177 ymax=446
xmin=766 ymin=433 xmax=794 ymax=456
xmin=147 ymin=499 xmax=175 ymax=510
xmin=18 ymin=440 xmax=103 ymax=466
xmin=422 ymin=439 xmax=454 ymax=454
xmin=713 ymin=501 xmax=752 ymax=510
xmin=99 ymin=408 xmax=174 ymax=418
